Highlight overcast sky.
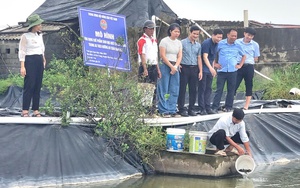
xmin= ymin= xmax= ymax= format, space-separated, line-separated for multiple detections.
xmin=1 ymin=0 xmax=299 ymax=30
xmin=164 ymin=0 xmax=300 ymax=25
xmin=0 ymin=0 xmax=45 ymax=29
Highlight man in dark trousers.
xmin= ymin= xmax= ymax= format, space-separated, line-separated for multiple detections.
xmin=211 ymin=29 xmax=246 ymax=113
xmin=137 ymin=20 xmax=161 ymax=115
xmin=208 ymin=108 xmax=252 ymax=157
xmin=177 ymin=25 xmax=202 ymax=117
xmin=198 ymin=29 xmax=223 ymax=115
xmin=235 ymin=27 xmax=260 ymax=110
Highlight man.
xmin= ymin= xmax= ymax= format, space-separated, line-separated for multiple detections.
xmin=208 ymin=108 xmax=252 ymax=157
xmin=177 ymin=25 xmax=202 ymax=117
xmin=235 ymin=27 xmax=260 ymax=110
xmin=137 ymin=20 xmax=161 ymax=114
xmin=198 ymin=29 xmax=223 ymax=115
xmin=211 ymin=29 xmax=246 ymax=113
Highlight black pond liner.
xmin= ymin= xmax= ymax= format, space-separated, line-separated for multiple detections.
xmin=1 ymin=86 xmax=300 ymax=186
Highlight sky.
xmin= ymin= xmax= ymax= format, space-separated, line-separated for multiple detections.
xmin=164 ymin=0 xmax=300 ymax=25
xmin=1 ymin=0 xmax=300 ymax=30
xmin=0 ymin=0 xmax=45 ymax=29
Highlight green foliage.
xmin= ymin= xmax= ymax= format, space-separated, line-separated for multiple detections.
xmin=164 ymin=93 xmax=170 ymax=100
xmin=183 ymin=132 xmax=190 ymax=151
xmin=263 ymin=63 xmax=300 ymax=100
xmin=0 ymin=74 xmax=23 ymax=94
xmin=44 ymin=57 xmax=166 ymax=164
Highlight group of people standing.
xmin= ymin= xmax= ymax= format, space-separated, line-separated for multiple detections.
xmin=137 ymin=20 xmax=260 ymax=117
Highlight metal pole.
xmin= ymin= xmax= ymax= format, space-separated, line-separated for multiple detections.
xmin=244 ymin=10 xmax=249 ymax=27
xmin=190 ymin=20 xmax=211 ymax=38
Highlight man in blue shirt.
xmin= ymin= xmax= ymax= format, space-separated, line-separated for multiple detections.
xmin=177 ymin=25 xmax=202 ymax=116
xmin=211 ymin=28 xmax=246 ymax=113
xmin=235 ymin=27 xmax=260 ymax=110
xmin=198 ymin=29 xmax=223 ymax=115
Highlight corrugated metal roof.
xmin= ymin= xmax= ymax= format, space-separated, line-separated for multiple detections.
xmin=0 ymin=22 xmax=69 ymax=41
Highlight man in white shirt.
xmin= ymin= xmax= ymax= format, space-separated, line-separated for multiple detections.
xmin=208 ymin=108 xmax=252 ymax=157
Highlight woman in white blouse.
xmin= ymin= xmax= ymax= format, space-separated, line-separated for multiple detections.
xmin=19 ymin=14 xmax=46 ymax=117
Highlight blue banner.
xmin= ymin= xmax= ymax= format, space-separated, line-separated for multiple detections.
xmin=78 ymin=7 xmax=130 ymax=71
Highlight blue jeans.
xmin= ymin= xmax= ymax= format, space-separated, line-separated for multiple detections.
xmin=212 ymin=71 xmax=237 ymax=110
xmin=157 ymin=63 xmax=180 ymax=114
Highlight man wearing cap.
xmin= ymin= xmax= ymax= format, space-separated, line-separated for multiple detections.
xmin=207 ymin=108 xmax=252 ymax=157
xmin=137 ymin=20 xmax=161 ymax=114
xmin=235 ymin=27 xmax=260 ymax=110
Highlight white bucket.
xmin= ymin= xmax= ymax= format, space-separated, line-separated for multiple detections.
xmin=166 ymin=128 xmax=185 ymax=152
xmin=189 ymin=131 xmax=208 ymax=154
xmin=235 ymin=155 xmax=256 ymax=175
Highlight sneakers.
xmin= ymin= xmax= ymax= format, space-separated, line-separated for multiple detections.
xmin=206 ymin=109 xmax=215 ymax=114
xmin=200 ymin=110 xmax=207 ymax=115
xmin=209 ymin=109 xmax=218 ymax=114
xmin=215 ymin=150 xmax=227 ymax=156
xmin=188 ymin=110 xmax=197 ymax=116
xmin=178 ymin=110 xmax=189 ymax=117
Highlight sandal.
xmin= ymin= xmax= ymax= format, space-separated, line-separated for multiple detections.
xmin=32 ymin=113 xmax=42 ymax=117
xmin=215 ymin=150 xmax=227 ymax=156
xmin=21 ymin=112 xmax=29 ymax=117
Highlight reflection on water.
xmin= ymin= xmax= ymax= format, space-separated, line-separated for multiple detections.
xmin=62 ymin=160 xmax=300 ymax=188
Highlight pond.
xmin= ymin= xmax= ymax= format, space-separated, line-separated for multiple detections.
xmin=65 ymin=160 xmax=300 ymax=188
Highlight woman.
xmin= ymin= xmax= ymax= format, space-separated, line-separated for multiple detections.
xmin=19 ymin=14 xmax=46 ymax=117
xmin=157 ymin=23 xmax=182 ymax=117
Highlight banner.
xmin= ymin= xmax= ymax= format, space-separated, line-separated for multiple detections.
xmin=78 ymin=7 xmax=130 ymax=71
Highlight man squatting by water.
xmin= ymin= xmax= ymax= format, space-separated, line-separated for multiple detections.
xmin=208 ymin=108 xmax=252 ymax=157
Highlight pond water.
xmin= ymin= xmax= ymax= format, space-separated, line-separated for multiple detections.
xmin=68 ymin=160 xmax=300 ymax=188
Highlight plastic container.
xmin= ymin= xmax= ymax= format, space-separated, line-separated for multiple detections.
xmin=235 ymin=155 xmax=256 ymax=175
xmin=166 ymin=128 xmax=185 ymax=152
xmin=189 ymin=131 xmax=208 ymax=154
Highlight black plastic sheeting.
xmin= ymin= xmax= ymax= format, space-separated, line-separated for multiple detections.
xmin=1 ymin=85 xmax=300 ymax=186
xmin=0 ymin=124 xmax=146 ymax=187
xmin=177 ymin=112 xmax=300 ymax=165
xmin=0 ymin=86 xmax=51 ymax=114
xmin=1 ymin=85 xmax=298 ymax=116
xmin=32 ymin=0 xmax=177 ymax=27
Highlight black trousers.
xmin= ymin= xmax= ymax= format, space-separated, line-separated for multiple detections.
xmin=23 ymin=55 xmax=44 ymax=111
xmin=198 ymin=71 xmax=213 ymax=111
xmin=177 ymin=65 xmax=199 ymax=111
xmin=138 ymin=64 xmax=158 ymax=84
xmin=235 ymin=64 xmax=254 ymax=96
xmin=209 ymin=129 xmax=250 ymax=150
